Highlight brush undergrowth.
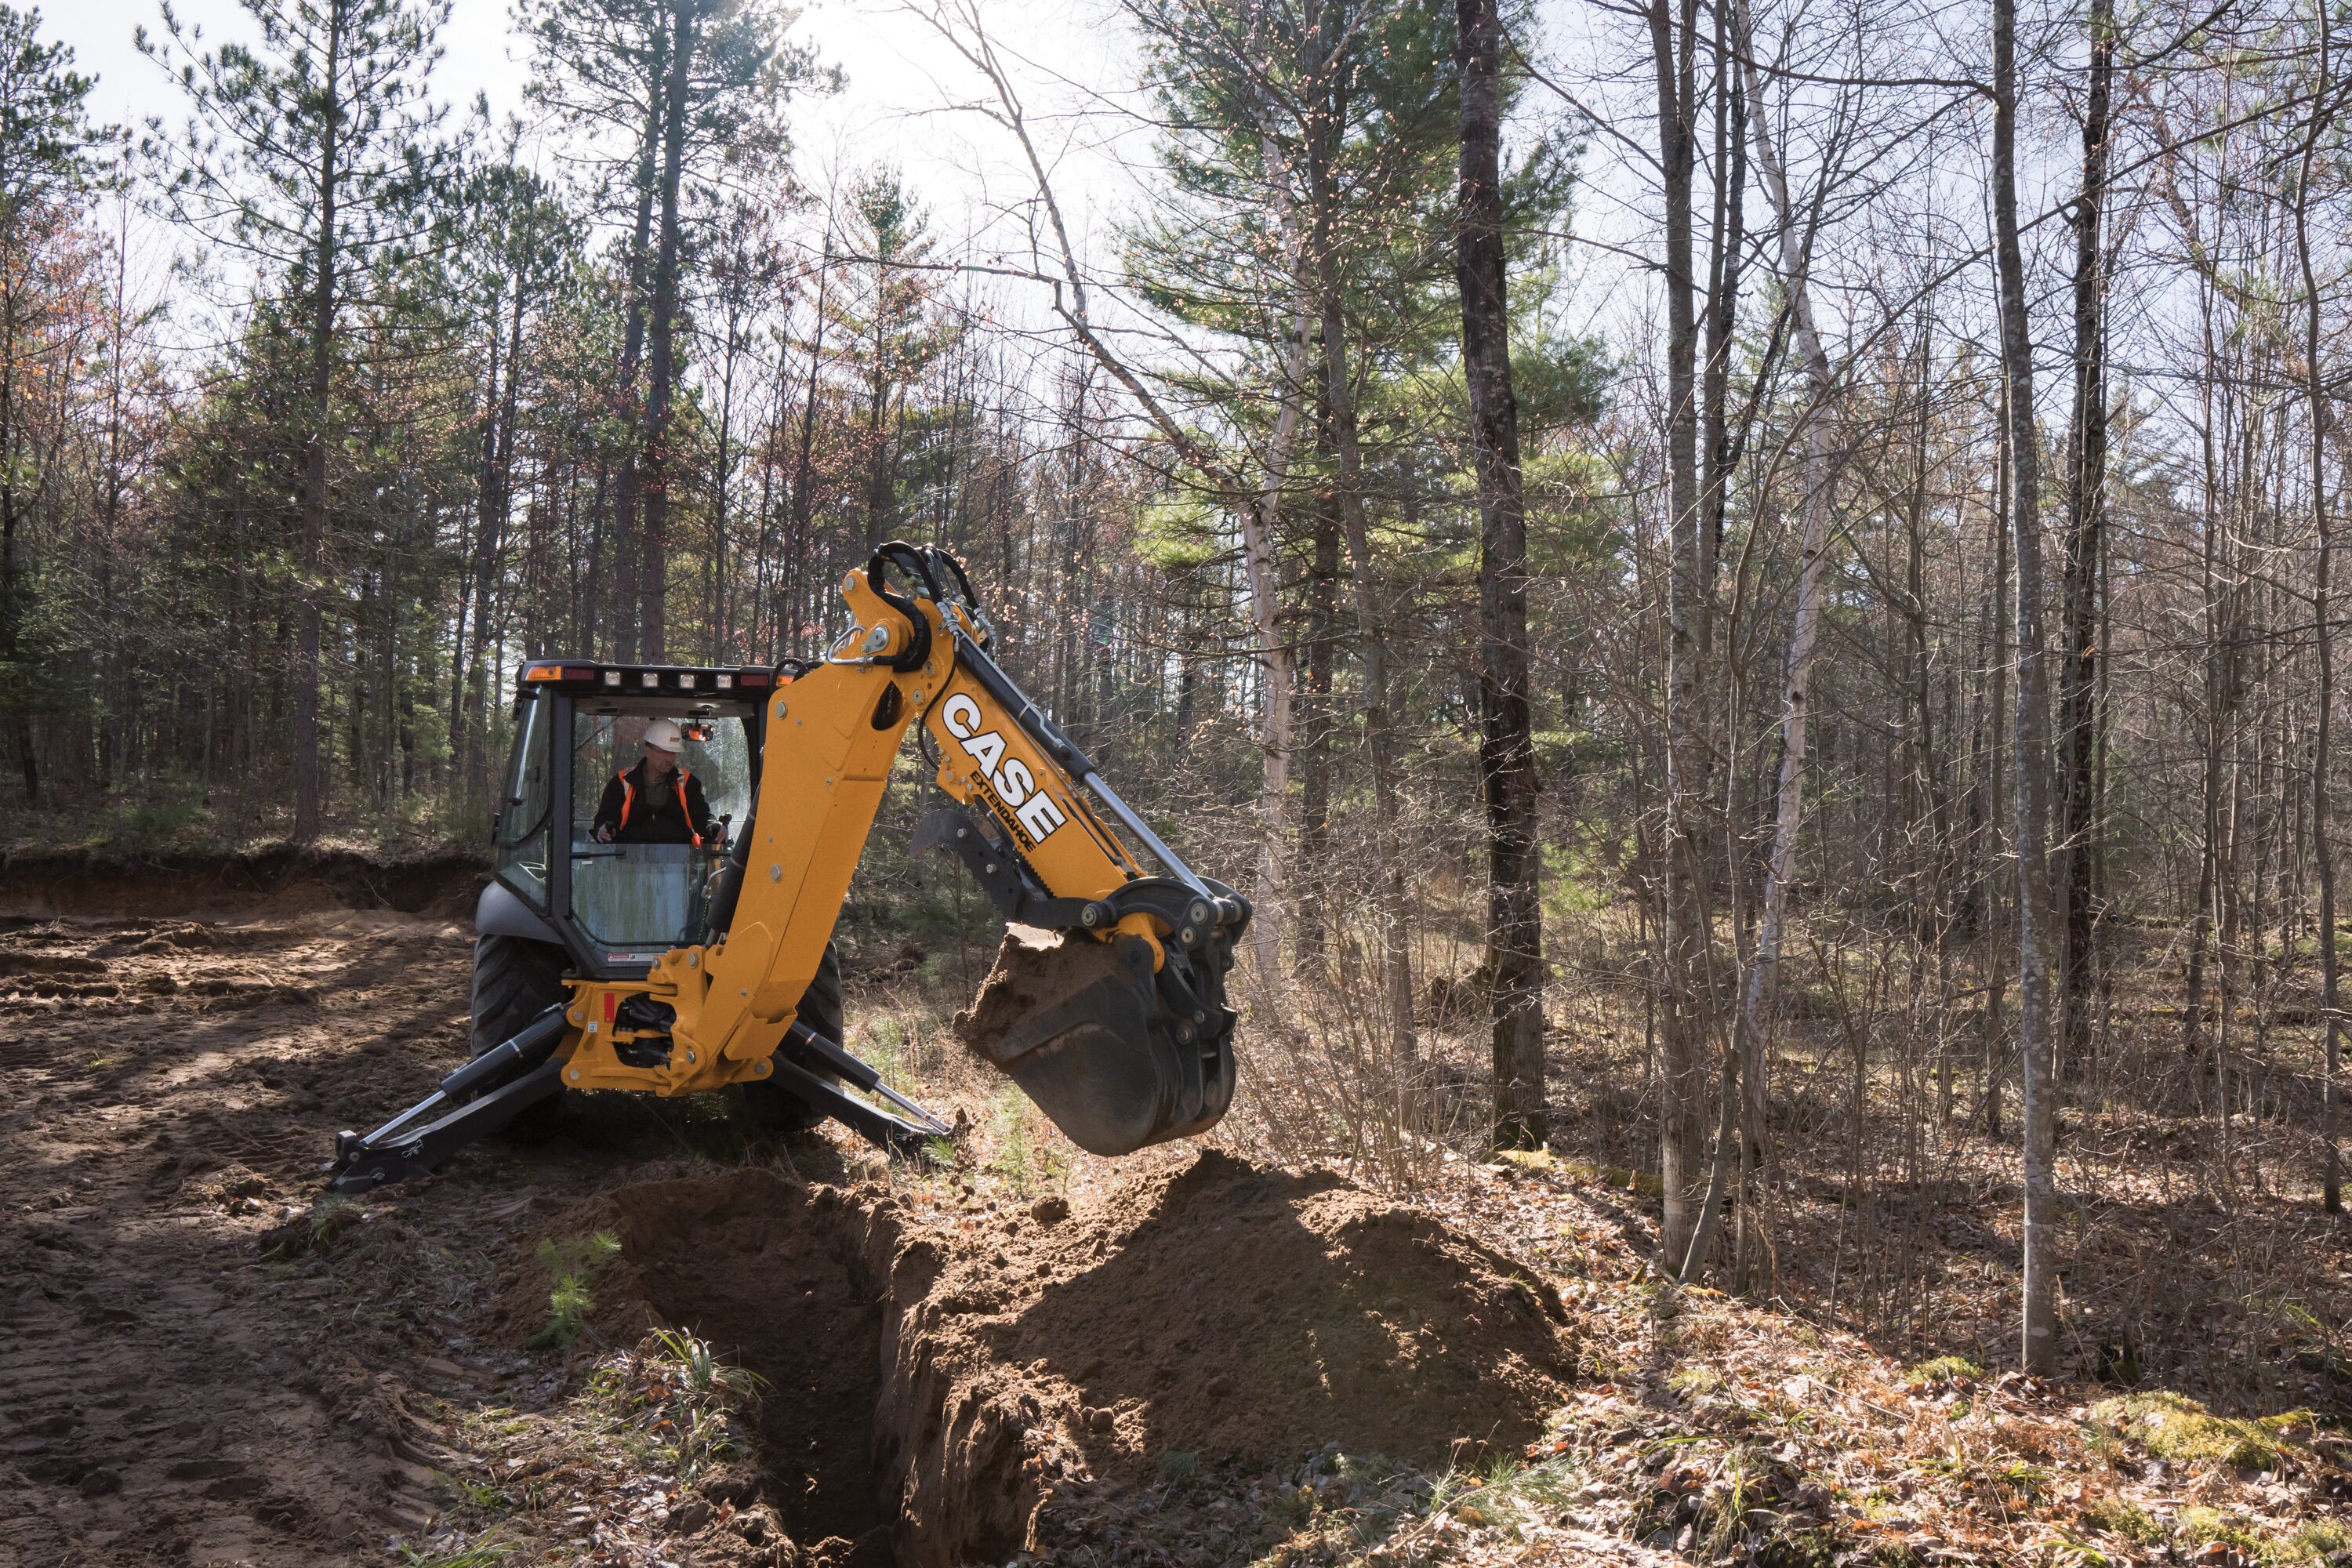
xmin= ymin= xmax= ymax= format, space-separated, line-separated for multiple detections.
xmin=532 ymin=1230 xmax=620 ymax=1349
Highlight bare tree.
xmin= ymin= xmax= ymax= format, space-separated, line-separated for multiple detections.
xmin=1990 ymin=0 xmax=2060 ymax=1374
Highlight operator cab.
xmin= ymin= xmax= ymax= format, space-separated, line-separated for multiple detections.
xmin=487 ymin=660 xmax=786 ymax=980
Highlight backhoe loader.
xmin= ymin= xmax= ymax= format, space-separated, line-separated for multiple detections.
xmin=326 ymin=543 xmax=1246 ymax=1192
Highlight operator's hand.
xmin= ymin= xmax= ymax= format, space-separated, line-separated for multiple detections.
xmin=595 ymin=823 xmax=615 ymax=843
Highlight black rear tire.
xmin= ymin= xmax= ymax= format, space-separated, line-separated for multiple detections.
xmin=470 ymin=932 xmax=572 ymax=1139
xmin=471 ymin=933 xmax=572 ymax=1053
xmin=741 ymin=942 xmax=845 ymax=1133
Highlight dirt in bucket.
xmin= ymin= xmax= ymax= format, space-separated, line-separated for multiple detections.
xmin=950 ymin=924 xmax=1126 ymax=1065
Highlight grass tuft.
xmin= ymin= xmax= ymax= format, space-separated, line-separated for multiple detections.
xmin=398 ymin=1534 xmax=511 ymax=1568
xmin=648 ymin=1327 xmax=767 ymax=1406
xmin=986 ymin=1083 xmax=1067 ymax=1193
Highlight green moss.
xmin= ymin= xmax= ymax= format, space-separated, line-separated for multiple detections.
xmin=1901 ymin=1355 xmax=1983 ymax=1390
xmin=2089 ymin=1391 xmax=2316 ymax=1472
xmin=2079 ymin=1494 xmax=2160 ymax=1544
xmin=2175 ymin=1505 xmax=2265 ymax=1555
xmin=2281 ymin=1520 xmax=2352 ymax=1564
xmin=1668 ymin=1362 xmax=1724 ymax=1397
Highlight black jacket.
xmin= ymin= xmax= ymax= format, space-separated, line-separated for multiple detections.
xmin=593 ymin=760 xmax=717 ymax=845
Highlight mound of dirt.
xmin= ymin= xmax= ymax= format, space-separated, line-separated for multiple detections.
xmin=509 ymin=1151 xmax=1576 ymax=1568
xmin=994 ymin=1151 xmax=1573 ymax=1468
xmin=0 ymin=845 xmax=486 ymax=920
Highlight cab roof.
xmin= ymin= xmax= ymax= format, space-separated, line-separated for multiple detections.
xmin=514 ymin=660 xmax=781 ymax=697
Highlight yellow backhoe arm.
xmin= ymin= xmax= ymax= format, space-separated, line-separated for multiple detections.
xmin=327 ymin=543 xmax=1245 ymax=1189
xmin=550 ymin=543 xmax=1246 ymax=1155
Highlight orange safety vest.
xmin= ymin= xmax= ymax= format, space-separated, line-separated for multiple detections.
xmin=614 ymin=766 xmax=701 ymax=847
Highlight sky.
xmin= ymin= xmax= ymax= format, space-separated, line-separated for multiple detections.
xmin=46 ymin=0 xmax=1149 ymax=272
xmin=40 ymin=0 xmax=1643 ymax=390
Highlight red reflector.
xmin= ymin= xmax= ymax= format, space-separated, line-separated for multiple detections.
xmin=739 ymin=670 xmax=771 ymax=688
xmin=602 ymin=993 xmax=617 ymax=1022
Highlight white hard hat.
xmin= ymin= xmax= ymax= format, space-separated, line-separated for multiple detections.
xmin=643 ymin=717 xmax=685 ymax=752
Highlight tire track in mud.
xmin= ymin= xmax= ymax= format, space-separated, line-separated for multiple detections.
xmin=0 ymin=913 xmax=474 ymax=1567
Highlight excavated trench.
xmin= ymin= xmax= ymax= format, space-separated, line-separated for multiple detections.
xmin=511 ymin=1153 xmax=1582 ymax=1568
xmin=2 ymin=858 xmax=1574 ymax=1568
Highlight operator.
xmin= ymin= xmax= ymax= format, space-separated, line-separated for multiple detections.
xmin=592 ymin=718 xmax=724 ymax=846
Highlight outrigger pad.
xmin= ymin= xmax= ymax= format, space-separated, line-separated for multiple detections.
xmin=956 ymin=927 xmax=1236 ymax=1157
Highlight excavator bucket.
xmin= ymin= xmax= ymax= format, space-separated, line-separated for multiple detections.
xmin=955 ymin=925 xmax=1236 ymax=1157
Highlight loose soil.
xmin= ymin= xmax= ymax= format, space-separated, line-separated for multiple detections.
xmin=952 ymin=924 xmax=1124 ymax=1064
xmin=0 ymin=856 xmax=1574 ymax=1568
xmin=0 ymin=844 xmax=486 ymax=921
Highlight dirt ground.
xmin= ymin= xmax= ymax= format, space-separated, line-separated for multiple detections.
xmin=0 ymin=871 xmax=1576 ymax=1568
xmin=9 ymin=862 xmax=2350 ymax=1568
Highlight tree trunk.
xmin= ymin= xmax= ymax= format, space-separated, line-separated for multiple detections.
xmin=1236 ymin=284 xmax=1309 ymax=977
xmin=0 ymin=197 xmax=37 ymax=804
xmin=1984 ymin=396 xmax=2011 ymax=1138
xmin=1713 ymin=3 xmax=1838 ymax=1288
xmin=1319 ymin=294 xmax=1417 ymax=1076
xmin=1991 ymin=0 xmax=2060 ymax=1374
xmin=448 ymin=278 xmax=501 ymax=770
xmin=1299 ymin=14 xmax=1415 ymax=1075
xmin=2056 ymin=0 xmax=2114 ymax=1082
xmin=611 ymin=25 xmax=668 ymax=664
xmin=1680 ymin=2 xmax=1748 ymax=1279
xmin=1296 ymin=454 xmax=1340 ymax=971
xmin=293 ymin=0 xmax=346 ymax=843
xmin=786 ymin=246 xmax=830 ymax=662
xmin=461 ymin=277 xmax=525 ymax=787
xmin=2294 ymin=14 xmax=2343 ymax=1210
xmin=1649 ymin=0 xmax=1710 ymax=1265
xmin=1458 ymin=0 xmax=1546 ymax=1149
xmin=637 ymin=0 xmax=698 ymax=665
xmin=1232 ymin=92 xmax=1319 ymax=978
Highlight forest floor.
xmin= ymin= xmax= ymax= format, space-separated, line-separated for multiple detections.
xmin=1 ymin=854 xmax=2348 ymax=1568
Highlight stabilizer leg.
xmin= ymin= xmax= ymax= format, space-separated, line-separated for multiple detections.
xmin=772 ymin=1021 xmax=952 ymax=1152
xmin=324 ymin=1005 xmax=570 ymax=1192
xmin=327 ymin=1058 xmax=568 ymax=1192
